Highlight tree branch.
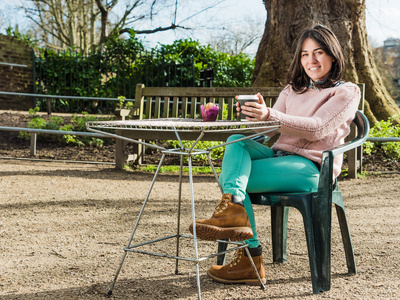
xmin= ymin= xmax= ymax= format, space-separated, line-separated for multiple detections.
xmin=112 ymin=0 xmax=142 ymax=31
xmin=120 ymin=23 xmax=188 ymax=35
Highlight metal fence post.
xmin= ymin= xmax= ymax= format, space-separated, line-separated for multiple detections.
xmin=161 ymin=48 xmax=166 ymax=87
xmin=32 ymin=50 xmax=37 ymax=108
xmin=30 ymin=133 xmax=37 ymax=156
xmin=191 ymin=55 xmax=195 ymax=87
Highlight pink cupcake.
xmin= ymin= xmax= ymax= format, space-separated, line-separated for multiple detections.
xmin=201 ymin=103 xmax=219 ymax=121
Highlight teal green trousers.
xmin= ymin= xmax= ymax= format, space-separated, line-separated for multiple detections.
xmin=218 ymin=134 xmax=320 ymax=248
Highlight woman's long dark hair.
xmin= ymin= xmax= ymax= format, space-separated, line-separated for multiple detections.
xmin=286 ymin=25 xmax=345 ymax=93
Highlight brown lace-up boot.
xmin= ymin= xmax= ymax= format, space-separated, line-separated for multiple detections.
xmin=207 ymin=246 xmax=266 ymax=285
xmin=189 ymin=193 xmax=253 ymax=241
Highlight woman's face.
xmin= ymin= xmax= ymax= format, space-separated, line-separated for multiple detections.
xmin=300 ymin=38 xmax=335 ymax=82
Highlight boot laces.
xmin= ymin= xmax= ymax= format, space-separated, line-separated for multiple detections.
xmin=213 ymin=194 xmax=230 ymax=215
xmin=228 ymin=248 xmax=243 ymax=267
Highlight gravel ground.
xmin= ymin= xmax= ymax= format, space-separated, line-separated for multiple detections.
xmin=0 ymin=159 xmax=399 ymax=299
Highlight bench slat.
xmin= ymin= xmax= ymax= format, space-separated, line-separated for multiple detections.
xmin=190 ymin=97 xmax=197 ymax=118
xmin=155 ymin=97 xmax=161 ymax=119
xmin=172 ymin=97 xmax=179 ymax=117
xmin=145 ymin=96 xmax=152 ymax=119
xmin=182 ymin=97 xmax=189 ymax=118
xmin=218 ymin=97 xmax=225 ymax=120
xmin=227 ymin=97 xmax=235 ymax=120
xmin=163 ymin=97 xmax=170 ymax=118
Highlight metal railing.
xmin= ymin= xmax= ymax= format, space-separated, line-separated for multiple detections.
xmin=0 ymin=91 xmax=133 ymax=115
xmin=1 ymin=121 xmax=400 ymax=166
xmin=0 ymin=126 xmax=112 ymax=164
xmin=0 ymin=62 xmax=28 ymax=68
xmin=367 ymin=137 xmax=400 ymax=142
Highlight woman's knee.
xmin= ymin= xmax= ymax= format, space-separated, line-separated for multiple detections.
xmin=227 ymin=134 xmax=246 ymax=143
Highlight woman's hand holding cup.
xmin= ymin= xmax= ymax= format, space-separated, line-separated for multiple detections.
xmin=236 ymin=93 xmax=270 ymax=121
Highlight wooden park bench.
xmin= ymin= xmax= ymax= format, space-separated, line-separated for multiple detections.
xmin=114 ymin=83 xmax=365 ymax=179
xmin=114 ymin=84 xmax=281 ymax=168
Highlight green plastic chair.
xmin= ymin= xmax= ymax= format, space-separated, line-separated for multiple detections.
xmin=217 ymin=110 xmax=370 ymax=294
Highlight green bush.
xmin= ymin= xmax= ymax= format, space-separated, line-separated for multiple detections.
xmin=6 ymin=26 xmax=38 ymax=48
xmin=18 ymin=110 xmax=114 ymax=147
xmin=33 ymin=36 xmax=255 ymax=114
xmin=34 ymin=35 xmax=195 ymax=113
xmin=18 ymin=107 xmax=62 ymax=142
xmin=160 ymin=39 xmax=254 ymax=87
xmin=364 ymin=116 xmax=400 ymax=159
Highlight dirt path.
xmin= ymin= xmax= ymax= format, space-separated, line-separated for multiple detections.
xmin=0 ymin=159 xmax=399 ymax=299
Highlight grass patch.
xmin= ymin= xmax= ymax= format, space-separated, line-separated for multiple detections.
xmin=341 ymin=169 xmax=368 ymax=179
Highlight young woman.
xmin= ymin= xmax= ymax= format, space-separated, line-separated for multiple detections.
xmin=189 ymin=25 xmax=361 ymax=285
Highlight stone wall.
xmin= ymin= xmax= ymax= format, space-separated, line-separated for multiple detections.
xmin=0 ymin=34 xmax=35 ymax=110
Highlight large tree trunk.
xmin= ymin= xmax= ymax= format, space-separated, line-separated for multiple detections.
xmin=253 ymin=0 xmax=400 ymax=125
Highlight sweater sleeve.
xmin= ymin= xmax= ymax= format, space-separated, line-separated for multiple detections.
xmin=270 ymin=85 xmax=289 ymax=114
xmin=267 ymin=83 xmax=361 ymax=141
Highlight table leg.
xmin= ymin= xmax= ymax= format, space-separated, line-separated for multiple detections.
xmin=175 ymin=154 xmax=184 ymax=275
xmin=244 ymin=246 xmax=266 ymax=290
xmin=207 ymin=153 xmax=223 ymax=194
xmin=188 ymin=155 xmax=202 ymax=299
xmin=107 ymin=154 xmax=166 ymax=296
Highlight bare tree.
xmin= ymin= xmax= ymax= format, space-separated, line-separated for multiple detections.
xmin=24 ymin=0 xmax=226 ymax=53
xmin=25 ymin=0 xmax=100 ymax=53
xmin=95 ymin=0 xmax=144 ymax=44
xmin=207 ymin=17 xmax=264 ymax=56
xmin=0 ymin=10 xmax=6 ymax=30
xmin=253 ymin=0 xmax=400 ymax=124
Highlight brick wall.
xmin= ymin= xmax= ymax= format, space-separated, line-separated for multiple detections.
xmin=0 ymin=34 xmax=35 ymax=110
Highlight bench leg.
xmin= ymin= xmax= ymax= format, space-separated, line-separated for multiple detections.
xmin=115 ymin=133 xmax=126 ymax=170
xmin=115 ymin=133 xmax=143 ymax=169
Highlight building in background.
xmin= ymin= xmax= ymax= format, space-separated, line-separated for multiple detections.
xmin=380 ymin=38 xmax=400 ymax=106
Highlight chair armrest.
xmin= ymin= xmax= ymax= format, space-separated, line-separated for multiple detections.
xmin=329 ymin=136 xmax=367 ymax=158
xmin=252 ymin=134 xmax=266 ymax=144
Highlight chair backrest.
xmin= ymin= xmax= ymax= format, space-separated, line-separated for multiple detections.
xmin=353 ymin=110 xmax=369 ymax=139
xmin=317 ymin=110 xmax=370 ymax=207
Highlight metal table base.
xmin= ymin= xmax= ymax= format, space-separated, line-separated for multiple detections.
xmin=86 ymin=119 xmax=280 ymax=299
xmin=106 ymin=152 xmax=265 ymax=299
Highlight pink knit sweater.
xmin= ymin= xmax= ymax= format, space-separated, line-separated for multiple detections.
xmin=267 ymin=82 xmax=361 ymax=179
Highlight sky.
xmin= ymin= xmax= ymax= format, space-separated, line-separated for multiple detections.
xmin=1 ymin=0 xmax=400 ymax=53
xmin=365 ymin=0 xmax=400 ymax=46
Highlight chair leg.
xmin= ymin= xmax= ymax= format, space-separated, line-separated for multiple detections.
xmin=312 ymin=197 xmax=332 ymax=292
xmin=216 ymin=240 xmax=228 ymax=265
xmin=299 ymin=203 xmax=321 ymax=294
xmin=335 ymin=204 xmax=356 ymax=274
xmin=357 ymin=145 xmax=363 ymax=174
xmin=271 ymin=206 xmax=288 ymax=263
